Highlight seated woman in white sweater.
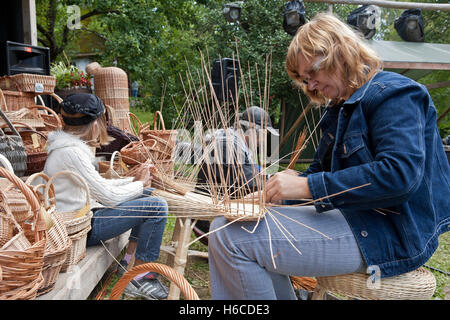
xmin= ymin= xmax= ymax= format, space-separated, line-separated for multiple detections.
xmin=44 ymin=93 xmax=169 ymax=300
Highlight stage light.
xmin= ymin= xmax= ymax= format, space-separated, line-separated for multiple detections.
xmin=394 ymin=9 xmax=425 ymax=42
xmin=283 ymin=0 xmax=306 ymax=36
xmin=347 ymin=5 xmax=381 ymax=40
xmin=224 ymin=2 xmax=242 ymax=22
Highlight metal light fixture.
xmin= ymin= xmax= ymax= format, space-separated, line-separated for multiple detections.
xmin=347 ymin=5 xmax=380 ymax=40
xmin=394 ymin=9 xmax=425 ymax=42
xmin=223 ymin=2 xmax=243 ymax=22
xmin=283 ymin=0 xmax=306 ymax=36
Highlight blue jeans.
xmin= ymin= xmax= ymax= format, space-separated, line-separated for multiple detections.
xmin=86 ymin=189 xmax=168 ymax=262
xmin=208 ymin=206 xmax=366 ymax=300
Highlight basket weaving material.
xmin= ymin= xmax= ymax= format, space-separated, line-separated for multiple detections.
xmin=0 ymin=167 xmax=47 ymax=300
xmin=44 ymin=170 xmax=93 ymax=235
xmin=110 ymin=262 xmax=199 ymax=300
xmin=316 ymin=267 xmax=436 ymax=300
xmin=0 ymin=74 xmax=56 ymax=94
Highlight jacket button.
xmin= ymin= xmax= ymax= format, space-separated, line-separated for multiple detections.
xmin=361 ymin=230 xmax=368 ymax=237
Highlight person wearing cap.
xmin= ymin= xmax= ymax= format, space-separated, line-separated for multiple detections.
xmin=207 ymin=13 xmax=449 ymax=300
xmin=191 ymin=106 xmax=279 ymax=245
xmin=44 ymin=93 xmax=169 ymax=300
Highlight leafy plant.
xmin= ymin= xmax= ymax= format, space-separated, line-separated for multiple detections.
xmin=51 ymin=61 xmax=92 ymax=90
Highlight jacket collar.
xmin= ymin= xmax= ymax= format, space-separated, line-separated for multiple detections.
xmin=343 ymin=70 xmax=382 ymax=106
xmin=47 ymin=130 xmax=95 ymax=161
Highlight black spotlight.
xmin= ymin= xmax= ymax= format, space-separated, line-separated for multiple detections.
xmin=223 ymin=2 xmax=242 ymax=22
xmin=347 ymin=5 xmax=380 ymax=40
xmin=394 ymin=9 xmax=425 ymax=42
xmin=283 ymin=0 xmax=306 ymax=36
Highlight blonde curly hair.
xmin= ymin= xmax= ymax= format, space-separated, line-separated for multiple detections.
xmin=286 ymin=12 xmax=382 ymax=105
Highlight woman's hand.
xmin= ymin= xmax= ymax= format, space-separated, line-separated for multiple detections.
xmin=265 ymin=171 xmax=311 ymax=203
xmin=132 ymin=164 xmax=153 ymax=187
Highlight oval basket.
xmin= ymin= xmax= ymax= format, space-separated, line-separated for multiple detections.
xmin=44 ymin=170 xmax=93 ymax=236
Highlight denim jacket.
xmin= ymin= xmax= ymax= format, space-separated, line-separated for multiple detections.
xmin=302 ymin=71 xmax=450 ymax=278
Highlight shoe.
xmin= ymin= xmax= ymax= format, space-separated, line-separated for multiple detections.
xmin=115 ymin=259 xmax=130 ymax=278
xmin=123 ymin=272 xmax=169 ymax=300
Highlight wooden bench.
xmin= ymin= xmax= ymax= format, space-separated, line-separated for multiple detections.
xmin=36 ymin=231 xmax=129 ymax=300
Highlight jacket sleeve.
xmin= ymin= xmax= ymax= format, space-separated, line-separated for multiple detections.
xmin=63 ymin=149 xmax=144 ymax=207
xmin=307 ymin=81 xmax=429 ymax=212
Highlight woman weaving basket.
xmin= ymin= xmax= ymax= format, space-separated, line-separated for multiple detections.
xmin=44 ymin=93 xmax=169 ymax=300
xmin=207 ymin=13 xmax=450 ymax=300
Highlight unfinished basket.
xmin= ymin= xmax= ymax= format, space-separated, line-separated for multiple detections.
xmin=140 ymin=111 xmax=177 ymax=156
xmin=0 ymin=167 xmax=46 ymax=300
xmin=109 ymin=262 xmax=199 ymax=300
xmin=120 ymin=139 xmax=159 ymax=165
xmin=313 ymin=267 xmax=436 ymax=300
xmin=25 ymin=172 xmax=72 ymax=295
xmin=0 ymin=74 xmax=56 ymax=95
xmin=44 ymin=170 xmax=93 ymax=235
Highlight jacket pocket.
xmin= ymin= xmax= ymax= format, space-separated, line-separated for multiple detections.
xmin=340 ymin=134 xmax=373 ymax=165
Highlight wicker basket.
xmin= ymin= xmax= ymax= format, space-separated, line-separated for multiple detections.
xmin=44 ymin=170 xmax=93 ymax=235
xmin=25 ymin=172 xmax=72 ymax=295
xmin=26 ymin=102 xmax=63 ymax=132
xmin=99 ymin=151 xmax=129 ymax=179
xmin=60 ymin=225 xmax=91 ymax=272
xmin=110 ymin=262 xmax=199 ymax=300
xmin=0 ymin=74 xmax=56 ymax=95
xmin=120 ymin=139 xmax=160 ymax=165
xmin=0 ymin=203 xmax=16 ymax=247
xmin=0 ymin=88 xmax=36 ymax=112
xmin=315 ymin=267 xmax=436 ymax=300
xmin=0 ymin=167 xmax=46 ymax=300
xmin=86 ymin=62 xmax=130 ymax=131
xmin=140 ymin=111 xmax=177 ymax=156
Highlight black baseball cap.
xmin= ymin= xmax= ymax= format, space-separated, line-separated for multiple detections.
xmin=239 ymin=106 xmax=279 ymax=136
xmin=60 ymin=93 xmax=105 ymax=126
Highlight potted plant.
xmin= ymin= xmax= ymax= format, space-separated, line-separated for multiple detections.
xmin=51 ymin=61 xmax=92 ymax=99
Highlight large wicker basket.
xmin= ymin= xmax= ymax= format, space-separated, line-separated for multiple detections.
xmin=44 ymin=170 xmax=93 ymax=235
xmin=0 ymin=167 xmax=46 ymax=300
xmin=0 ymin=74 xmax=56 ymax=95
xmin=60 ymin=225 xmax=91 ymax=273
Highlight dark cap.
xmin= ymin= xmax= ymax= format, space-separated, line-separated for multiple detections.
xmin=60 ymin=93 xmax=105 ymax=126
xmin=239 ymin=106 xmax=279 ymax=136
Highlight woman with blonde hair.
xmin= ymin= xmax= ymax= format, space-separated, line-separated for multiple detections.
xmin=207 ymin=13 xmax=450 ymax=299
xmin=45 ymin=93 xmax=169 ymax=300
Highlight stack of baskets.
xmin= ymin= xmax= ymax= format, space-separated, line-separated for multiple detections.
xmin=25 ymin=172 xmax=72 ymax=296
xmin=0 ymin=166 xmax=47 ymax=300
xmin=44 ymin=170 xmax=93 ymax=272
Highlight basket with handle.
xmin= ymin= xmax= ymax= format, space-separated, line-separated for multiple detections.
xmin=26 ymin=172 xmax=72 ymax=295
xmin=120 ymin=139 xmax=161 ymax=165
xmin=139 ymin=111 xmax=177 ymax=157
xmin=0 ymin=167 xmax=47 ymax=300
xmin=0 ymin=74 xmax=56 ymax=95
xmin=99 ymin=150 xmax=129 ymax=179
xmin=2 ymin=121 xmax=49 ymax=176
xmin=44 ymin=170 xmax=93 ymax=236
xmin=110 ymin=262 xmax=199 ymax=300
xmin=26 ymin=101 xmax=63 ymax=132
xmin=0 ymin=107 xmax=28 ymax=177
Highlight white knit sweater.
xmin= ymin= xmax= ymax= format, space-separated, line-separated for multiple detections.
xmin=44 ymin=130 xmax=143 ymax=213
